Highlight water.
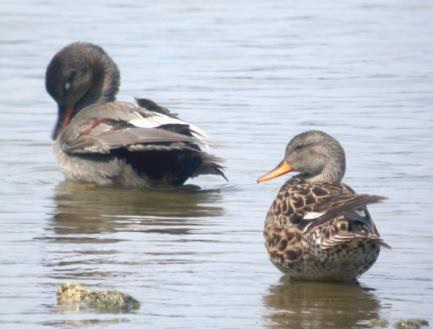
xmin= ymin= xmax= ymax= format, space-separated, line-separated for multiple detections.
xmin=1 ymin=0 xmax=433 ymax=328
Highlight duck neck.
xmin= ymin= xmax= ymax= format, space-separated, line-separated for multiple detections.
xmin=76 ymin=55 xmax=120 ymax=110
xmin=304 ymin=158 xmax=345 ymax=184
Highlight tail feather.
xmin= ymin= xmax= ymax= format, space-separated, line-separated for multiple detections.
xmin=377 ymin=238 xmax=392 ymax=249
xmin=194 ymin=153 xmax=228 ymax=181
xmin=135 ymin=98 xmax=178 ymax=118
xmin=321 ymin=234 xmax=391 ymax=250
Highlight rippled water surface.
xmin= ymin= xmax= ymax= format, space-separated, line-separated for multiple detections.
xmin=1 ymin=0 xmax=433 ymax=328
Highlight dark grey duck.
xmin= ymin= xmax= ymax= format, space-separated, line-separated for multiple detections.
xmin=46 ymin=42 xmax=226 ymax=187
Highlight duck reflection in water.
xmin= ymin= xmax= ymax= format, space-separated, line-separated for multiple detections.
xmin=49 ymin=181 xmax=225 ymax=237
xmin=263 ymin=276 xmax=382 ymax=329
xmin=43 ymin=182 xmax=226 ymax=281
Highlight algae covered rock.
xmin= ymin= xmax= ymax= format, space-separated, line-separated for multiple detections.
xmin=57 ymin=283 xmax=140 ymax=312
xmin=394 ymin=319 xmax=429 ymax=329
xmin=368 ymin=318 xmax=389 ymax=328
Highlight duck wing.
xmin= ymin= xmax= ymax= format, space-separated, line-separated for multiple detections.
xmin=266 ymin=178 xmax=388 ymax=248
xmin=302 ymin=193 xmax=390 ymax=249
xmin=302 ymin=193 xmax=386 ymax=233
xmin=59 ymin=101 xmax=207 ymax=154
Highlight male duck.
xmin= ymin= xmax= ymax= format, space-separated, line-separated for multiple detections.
xmin=257 ymin=130 xmax=389 ymax=281
xmin=46 ymin=42 xmax=226 ymax=187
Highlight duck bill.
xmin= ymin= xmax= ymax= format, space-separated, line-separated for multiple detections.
xmin=257 ymin=161 xmax=293 ymax=183
xmin=52 ymin=105 xmax=75 ymax=140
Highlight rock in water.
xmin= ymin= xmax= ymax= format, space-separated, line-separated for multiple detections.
xmin=57 ymin=282 xmax=140 ymax=312
xmin=368 ymin=318 xmax=389 ymax=328
xmin=394 ymin=319 xmax=429 ymax=329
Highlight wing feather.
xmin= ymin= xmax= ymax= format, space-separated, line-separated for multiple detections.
xmin=303 ymin=194 xmax=386 ymax=233
xmin=61 ymin=105 xmax=206 ymax=156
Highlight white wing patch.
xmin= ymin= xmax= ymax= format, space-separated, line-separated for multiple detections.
xmin=355 ymin=208 xmax=367 ymax=217
xmin=303 ymin=211 xmax=326 ymax=220
xmin=128 ymin=108 xmax=209 ymax=151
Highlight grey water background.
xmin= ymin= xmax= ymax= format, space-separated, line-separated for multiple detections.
xmin=1 ymin=0 xmax=433 ymax=328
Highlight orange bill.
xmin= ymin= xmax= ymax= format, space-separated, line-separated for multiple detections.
xmin=257 ymin=161 xmax=293 ymax=183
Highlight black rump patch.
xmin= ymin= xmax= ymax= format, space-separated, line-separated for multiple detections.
xmin=113 ymin=148 xmax=203 ymax=186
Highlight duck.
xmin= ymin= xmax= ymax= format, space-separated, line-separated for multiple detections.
xmin=257 ymin=130 xmax=389 ymax=281
xmin=45 ymin=42 xmax=226 ymax=187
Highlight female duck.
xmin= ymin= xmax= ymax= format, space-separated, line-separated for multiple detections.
xmin=46 ymin=42 xmax=226 ymax=187
xmin=257 ymin=130 xmax=389 ymax=281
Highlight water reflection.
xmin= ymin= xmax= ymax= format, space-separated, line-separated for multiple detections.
xmin=41 ymin=181 xmax=226 ymax=280
xmin=48 ymin=181 xmax=225 ymax=237
xmin=43 ymin=318 xmax=130 ymax=327
xmin=263 ymin=276 xmax=381 ymax=329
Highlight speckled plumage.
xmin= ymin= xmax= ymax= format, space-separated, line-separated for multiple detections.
xmin=259 ymin=131 xmax=389 ymax=281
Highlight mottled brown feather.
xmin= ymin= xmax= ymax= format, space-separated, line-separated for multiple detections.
xmin=263 ymin=174 xmax=389 ymax=281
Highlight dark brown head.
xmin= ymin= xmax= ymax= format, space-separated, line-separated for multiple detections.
xmin=257 ymin=130 xmax=346 ymax=184
xmin=46 ymin=42 xmax=120 ymax=139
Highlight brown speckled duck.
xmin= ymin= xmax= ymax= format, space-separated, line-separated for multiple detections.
xmin=46 ymin=42 xmax=226 ymax=187
xmin=257 ymin=130 xmax=389 ymax=281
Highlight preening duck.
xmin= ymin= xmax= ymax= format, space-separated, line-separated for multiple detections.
xmin=257 ymin=130 xmax=389 ymax=281
xmin=46 ymin=42 xmax=226 ymax=187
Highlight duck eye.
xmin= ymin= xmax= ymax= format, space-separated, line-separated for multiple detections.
xmin=295 ymin=144 xmax=304 ymax=151
xmin=64 ymin=71 xmax=76 ymax=92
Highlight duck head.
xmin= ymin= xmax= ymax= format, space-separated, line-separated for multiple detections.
xmin=45 ymin=42 xmax=120 ymax=139
xmin=257 ymin=130 xmax=346 ymax=184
